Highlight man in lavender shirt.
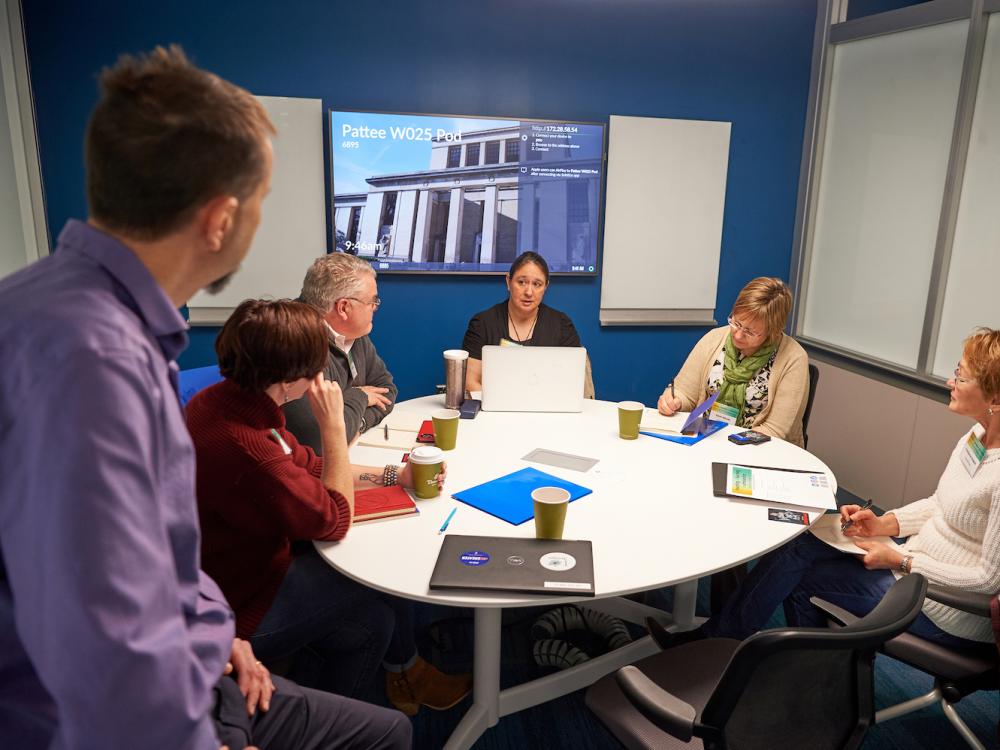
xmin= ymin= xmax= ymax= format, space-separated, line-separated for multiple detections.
xmin=0 ymin=47 xmax=409 ymax=749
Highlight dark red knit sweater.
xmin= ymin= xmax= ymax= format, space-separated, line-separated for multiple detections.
xmin=186 ymin=379 xmax=350 ymax=638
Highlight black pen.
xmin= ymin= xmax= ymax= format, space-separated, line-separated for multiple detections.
xmin=384 ymin=423 xmax=389 ymax=441
xmin=841 ymin=498 xmax=873 ymax=532
xmin=669 ymin=381 xmax=675 ymax=400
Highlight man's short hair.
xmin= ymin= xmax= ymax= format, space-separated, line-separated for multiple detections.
xmin=300 ymin=253 xmax=377 ymax=313
xmin=86 ymin=45 xmax=275 ymax=240
xmin=216 ymin=299 xmax=328 ymax=393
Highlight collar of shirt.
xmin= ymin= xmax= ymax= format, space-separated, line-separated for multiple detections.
xmin=325 ymin=321 xmax=354 ymax=355
xmin=57 ymin=220 xmax=189 ymax=362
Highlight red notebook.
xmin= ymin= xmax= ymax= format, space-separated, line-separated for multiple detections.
xmin=353 ymin=485 xmax=419 ymax=523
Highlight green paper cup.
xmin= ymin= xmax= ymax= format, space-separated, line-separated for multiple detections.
xmin=432 ymin=409 xmax=460 ymax=451
xmin=532 ymin=486 xmax=570 ymax=540
xmin=618 ymin=401 xmax=644 ymax=440
xmin=409 ymin=446 xmax=444 ymax=499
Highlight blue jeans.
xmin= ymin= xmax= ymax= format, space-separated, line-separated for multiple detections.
xmin=705 ymin=531 xmax=978 ymax=649
xmin=251 ymin=545 xmax=417 ymax=702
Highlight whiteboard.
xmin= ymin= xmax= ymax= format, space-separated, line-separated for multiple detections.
xmin=188 ymin=96 xmax=326 ymax=324
xmin=600 ymin=115 xmax=731 ymax=325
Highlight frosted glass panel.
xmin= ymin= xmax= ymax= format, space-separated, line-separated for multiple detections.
xmin=802 ymin=20 xmax=968 ymax=369
xmin=932 ymin=14 xmax=1000 ymax=378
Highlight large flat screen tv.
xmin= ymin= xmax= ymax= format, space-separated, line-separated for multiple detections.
xmin=329 ymin=110 xmax=605 ymax=274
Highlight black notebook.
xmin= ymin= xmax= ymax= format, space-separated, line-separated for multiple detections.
xmin=429 ymin=535 xmax=595 ymax=597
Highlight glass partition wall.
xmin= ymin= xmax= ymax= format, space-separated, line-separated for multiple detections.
xmin=793 ymin=0 xmax=1000 ymax=391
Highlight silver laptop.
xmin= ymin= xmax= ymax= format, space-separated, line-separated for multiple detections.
xmin=481 ymin=345 xmax=586 ymax=412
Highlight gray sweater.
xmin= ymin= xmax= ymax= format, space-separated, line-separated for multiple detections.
xmin=283 ymin=334 xmax=397 ymax=454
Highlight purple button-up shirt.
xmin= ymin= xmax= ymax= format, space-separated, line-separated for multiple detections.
xmin=0 ymin=221 xmax=233 ymax=749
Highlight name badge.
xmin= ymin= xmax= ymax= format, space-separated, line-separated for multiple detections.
xmin=710 ymin=401 xmax=740 ymax=426
xmin=499 ymin=337 xmax=523 ymax=348
xmin=960 ymin=432 xmax=986 ymax=477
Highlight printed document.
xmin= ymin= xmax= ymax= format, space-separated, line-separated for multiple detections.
xmin=725 ymin=464 xmax=836 ymax=510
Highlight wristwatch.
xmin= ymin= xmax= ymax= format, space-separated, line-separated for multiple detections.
xmin=898 ymin=555 xmax=913 ymax=575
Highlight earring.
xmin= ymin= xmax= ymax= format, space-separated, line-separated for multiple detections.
xmin=283 ymin=388 xmax=290 ymax=404
xmin=989 ymin=407 xmax=995 ymax=416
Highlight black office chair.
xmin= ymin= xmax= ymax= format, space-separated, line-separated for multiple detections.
xmin=586 ymin=574 xmax=927 ymax=750
xmin=813 ymin=583 xmax=999 ymax=750
xmin=802 ymin=362 xmax=819 ymax=449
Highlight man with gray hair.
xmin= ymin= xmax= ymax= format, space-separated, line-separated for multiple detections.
xmin=285 ymin=253 xmax=398 ymax=450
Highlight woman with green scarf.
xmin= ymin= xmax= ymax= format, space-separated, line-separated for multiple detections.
xmin=657 ymin=277 xmax=809 ymax=447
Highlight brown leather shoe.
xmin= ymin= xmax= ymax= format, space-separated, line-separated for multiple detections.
xmin=385 ymin=668 xmax=420 ymax=716
xmin=386 ymin=656 xmax=471 ymax=714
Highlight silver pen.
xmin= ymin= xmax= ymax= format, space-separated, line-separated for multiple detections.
xmin=841 ymin=498 xmax=873 ymax=532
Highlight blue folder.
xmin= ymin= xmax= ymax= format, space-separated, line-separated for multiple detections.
xmin=452 ymin=467 xmax=592 ymax=525
xmin=640 ymin=418 xmax=727 ymax=445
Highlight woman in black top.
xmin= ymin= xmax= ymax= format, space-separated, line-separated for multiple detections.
xmin=462 ymin=251 xmax=584 ymax=392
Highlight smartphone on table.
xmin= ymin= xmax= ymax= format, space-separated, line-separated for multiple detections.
xmin=728 ymin=430 xmax=771 ymax=445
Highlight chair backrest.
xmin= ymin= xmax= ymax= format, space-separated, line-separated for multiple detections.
xmin=178 ymin=365 xmax=223 ymax=406
xmin=802 ymin=362 xmax=819 ymax=448
xmin=701 ymin=573 xmax=927 ymax=750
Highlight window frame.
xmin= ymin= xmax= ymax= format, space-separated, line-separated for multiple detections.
xmin=790 ymin=0 xmax=997 ymax=401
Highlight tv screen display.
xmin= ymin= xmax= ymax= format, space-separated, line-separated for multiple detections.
xmin=329 ymin=110 xmax=605 ymax=274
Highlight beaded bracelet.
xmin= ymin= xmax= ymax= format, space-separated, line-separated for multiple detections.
xmin=383 ymin=464 xmax=399 ymax=487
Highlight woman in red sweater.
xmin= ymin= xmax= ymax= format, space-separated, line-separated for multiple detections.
xmin=187 ymin=299 xmax=469 ymax=715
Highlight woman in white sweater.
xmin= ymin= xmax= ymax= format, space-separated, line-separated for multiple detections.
xmin=650 ymin=328 xmax=1000 ymax=648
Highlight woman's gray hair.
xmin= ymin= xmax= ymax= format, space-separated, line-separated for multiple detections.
xmin=300 ymin=253 xmax=376 ymax=313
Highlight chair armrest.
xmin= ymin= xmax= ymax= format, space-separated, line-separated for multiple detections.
xmin=809 ymin=596 xmax=861 ymax=627
xmin=926 ymin=584 xmax=993 ymax=617
xmin=615 ymin=666 xmax=697 ymax=742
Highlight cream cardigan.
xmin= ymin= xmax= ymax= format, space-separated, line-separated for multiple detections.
xmin=670 ymin=326 xmax=810 ymax=447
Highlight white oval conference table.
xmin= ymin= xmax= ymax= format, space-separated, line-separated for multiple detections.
xmin=315 ymin=395 xmax=836 ymax=750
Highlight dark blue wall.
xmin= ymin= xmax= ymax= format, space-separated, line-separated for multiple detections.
xmin=23 ymin=0 xmax=816 ymax=403
xmin=847 ymin=0 xmax=931 ymax=19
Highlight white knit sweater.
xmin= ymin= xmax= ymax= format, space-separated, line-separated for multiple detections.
xmin=892 ymin=424 xmax=1000 ymax=642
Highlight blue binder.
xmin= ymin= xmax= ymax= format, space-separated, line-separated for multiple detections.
xmin=640 ymin=418 xmax=727 ymax=445
xmin=452 ymin=467 xmax=592 ymax=525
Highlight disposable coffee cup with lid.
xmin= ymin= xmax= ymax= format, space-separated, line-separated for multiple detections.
xmin=409 ymin=446 xmax=445 ymax=499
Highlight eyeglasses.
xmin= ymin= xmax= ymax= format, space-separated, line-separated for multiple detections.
xmin=728 ymin=315 xmax=763 ymax=340
xmin=952 ymin=365 xmax=976 ymax=385
xmin=345 ymin=295 xmax=381 ymax=310
xmin=512 ymin=277 xmax=546 ymax=292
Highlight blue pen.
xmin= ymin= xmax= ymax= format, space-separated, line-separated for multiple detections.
xmin=439 ymin=507 xmax=457 ymax=534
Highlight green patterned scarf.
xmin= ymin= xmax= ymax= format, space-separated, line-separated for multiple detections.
xmin=717 ymin=334 xmax=778 ymax=422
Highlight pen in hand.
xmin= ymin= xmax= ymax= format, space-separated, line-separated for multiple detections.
xmin=670 ymin=381 xmax=675 ymax=400
xmin=439 ymin=507 xmax=457 ymax=534
xmin=841 ymin=498 xmax=873 ymax=532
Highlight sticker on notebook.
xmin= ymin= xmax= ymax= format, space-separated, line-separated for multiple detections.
xmin=459 ymin=551 xmax=490 ymax=566
xmin=539 ymin=552 xmax=577 ymax=572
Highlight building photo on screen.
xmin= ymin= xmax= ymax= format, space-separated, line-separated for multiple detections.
xmin=330 ymin=110 xmax=605 ymax=274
